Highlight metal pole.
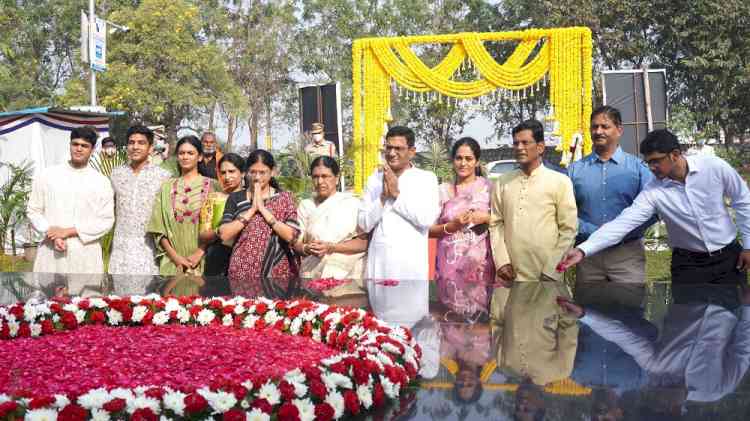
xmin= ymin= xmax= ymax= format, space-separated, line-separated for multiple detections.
xmin=642 ymin=66 xmax=653 ymax=132
xmin=89 ymin=0 xmax=96 ymax=107
xmin=335 ymin=82 xmax=345 ymax=192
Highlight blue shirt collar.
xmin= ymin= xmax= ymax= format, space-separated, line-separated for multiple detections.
xmin=593 ymin=146 xmax=625 ymax=164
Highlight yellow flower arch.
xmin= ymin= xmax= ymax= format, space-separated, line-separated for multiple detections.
xmin=351 ymin=27 xmax=593 ymax=193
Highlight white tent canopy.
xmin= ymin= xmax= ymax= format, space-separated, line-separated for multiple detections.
xmin=0 ymin=107 xmax=119 ymax=253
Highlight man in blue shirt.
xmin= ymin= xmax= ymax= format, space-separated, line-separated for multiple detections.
xmin=568 ymin=106 xmax=655 ymax=305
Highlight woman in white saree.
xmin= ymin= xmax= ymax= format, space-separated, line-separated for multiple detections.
xmin=294 ymin=157 xmax=367 ymax=295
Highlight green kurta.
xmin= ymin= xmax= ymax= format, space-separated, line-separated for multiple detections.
xmin=147 ymin=175 xmax=215 ymax=276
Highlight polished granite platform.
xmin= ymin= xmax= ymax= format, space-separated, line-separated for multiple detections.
xmin=2 ymin=272 xmax=750 ymax=420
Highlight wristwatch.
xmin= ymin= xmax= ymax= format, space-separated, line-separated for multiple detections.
xmin=238 ymin=214 xmax=250 ymax=225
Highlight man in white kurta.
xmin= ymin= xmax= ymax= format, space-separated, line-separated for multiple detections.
xmin=26 ymin=127 xmax=115 ymax=274
xmin=358 ymin=126 xmax=440 ymax=327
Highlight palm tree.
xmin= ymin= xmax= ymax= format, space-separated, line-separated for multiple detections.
xmin=0 ymin=161 xmax=33 ymax=256
xmin=276 ymin=135 xmax=313 ymax=200
xmin=89 ymin=149 xmax=128 ymax=177
xmin=420 ymin=140 xmax=453 ymax=183
xmin=88 ymin=149 xmax=127 ymax=270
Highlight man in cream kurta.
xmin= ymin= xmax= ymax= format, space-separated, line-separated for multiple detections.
xmin=27 ymin=127 xmax=115 ymax=275
xmin=489 ymin=120 xmax=578 ymax=321
xmin=497 ymin=282 xmax=579 ymax=385
xmin=358 ymin=126 xmax=440 ymax=327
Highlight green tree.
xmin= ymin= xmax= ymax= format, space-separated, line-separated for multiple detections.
xmin=651 ymin=0 xmax=750 ymax=143
xmin=60 ymin=0 xmax=242 ymax=142
xmin=224 ymin=1 xmax=297 ymax=150
xmin=502 ymin=0 xmax=750 ymax=144
xmin=0 ymin=0 xmax=84 ymax=111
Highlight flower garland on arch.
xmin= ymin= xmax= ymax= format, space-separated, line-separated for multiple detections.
xmin=0 ymin=295 xmax=421 ymax=420
xmin=351 ymin=27 xmax=593 ymax=193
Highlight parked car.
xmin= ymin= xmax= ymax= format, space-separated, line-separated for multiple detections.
xmin=485 ymin=159 xmax=519 ymax=179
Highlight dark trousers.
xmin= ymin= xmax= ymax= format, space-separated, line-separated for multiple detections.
xmin=671 ymin=241 xmax=746 ymax=285
xmin=671 ymin=241 xmax=746 ymax=309
xmin=202 ymin=243 xmax=232 ymax=296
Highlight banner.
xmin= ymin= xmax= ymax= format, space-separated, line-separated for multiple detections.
xmin=89 ymin=15 xmax=107 ymax=72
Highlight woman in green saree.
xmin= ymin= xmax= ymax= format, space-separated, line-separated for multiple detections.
xmin=147 ymin=135 xmax=216 ymax=276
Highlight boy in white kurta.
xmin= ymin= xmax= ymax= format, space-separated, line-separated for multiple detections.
xmin=26 ymin=126 xmax=115 ymax=274
xmin=358 ymin=126 xmax=440 ymax=327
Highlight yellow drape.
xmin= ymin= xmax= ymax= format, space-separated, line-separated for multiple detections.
xmin=352 ymin=28 xmax=593 ymax=193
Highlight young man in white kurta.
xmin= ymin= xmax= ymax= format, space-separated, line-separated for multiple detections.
xmin=27 ymin=127 xmax=115 ymax=274
xmin=358 ymin=126 xmax=440 ymax=327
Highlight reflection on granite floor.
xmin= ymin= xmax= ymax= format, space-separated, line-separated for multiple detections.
xmin=2 ymin=273 xmax=750 ymax=420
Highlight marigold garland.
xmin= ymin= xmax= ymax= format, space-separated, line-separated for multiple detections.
xmin=352 ymin=28 xmax=593 ymax=193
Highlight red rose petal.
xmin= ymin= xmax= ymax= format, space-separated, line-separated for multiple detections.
xmin=0 ymin=325 xmax=338 ymax=396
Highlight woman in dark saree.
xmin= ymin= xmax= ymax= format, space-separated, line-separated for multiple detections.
xmin=218 ymin=150 xmax=299 ymax=297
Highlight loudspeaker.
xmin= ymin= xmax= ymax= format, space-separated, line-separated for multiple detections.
xmin=602 ymin=69 xmax=668 ymax=156
xmin=299 ymin=83 xmax=340 ymax=152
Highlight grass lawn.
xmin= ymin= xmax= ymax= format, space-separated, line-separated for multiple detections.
xmin=0 ymin=254 xmax=33 ymax=272
xmin=646 ymin=250 xmax=672 ymax=282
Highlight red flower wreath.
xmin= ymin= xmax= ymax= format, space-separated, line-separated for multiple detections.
xmin=0 ymin=295 xmax=421 ymax=420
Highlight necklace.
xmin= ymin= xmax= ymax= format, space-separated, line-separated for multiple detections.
xmin=170 ymin=177 xmax=210 ymax=223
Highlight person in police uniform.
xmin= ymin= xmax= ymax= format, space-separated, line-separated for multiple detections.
xmin=305 ymin=122 xmax=337 ymax=157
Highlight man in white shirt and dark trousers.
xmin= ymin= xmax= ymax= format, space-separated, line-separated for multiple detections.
xmin=559 ymin=129 xmax=750 ymax=284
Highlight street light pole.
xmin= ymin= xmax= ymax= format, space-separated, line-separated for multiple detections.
xmin=89 ymin=0 xmax=96 ymax=107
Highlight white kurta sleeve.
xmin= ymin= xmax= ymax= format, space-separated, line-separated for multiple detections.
xmin=26 ymin=170 xmax=50 ymax=234
xmin=358 ymin=172 xmax=385 ymax=233
xmin=391 ymin=171 xmax=440 ymax=231
xmin=75 ymin=176 xmax=115 ymax=244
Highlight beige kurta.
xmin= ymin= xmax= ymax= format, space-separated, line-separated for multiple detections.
xmin=27 ymin=163 xmax=115 ymax=274
xmin=497 ymin=281 xmax=579 ymax=385
xmin=488 ymin=165 xmax=577 ymax=322
xmin=489 ymin=165 xmax=577 ymax=283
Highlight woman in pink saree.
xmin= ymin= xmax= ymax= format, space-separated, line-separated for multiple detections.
xmin=430 ymin=137 xmax=496 ymax=318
